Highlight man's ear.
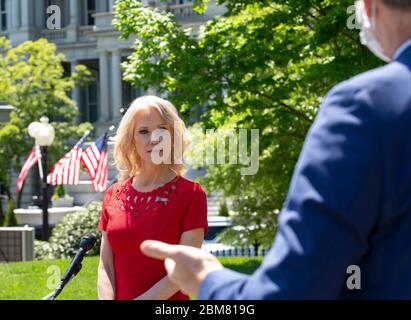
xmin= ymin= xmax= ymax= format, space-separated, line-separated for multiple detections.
xmin=364 ymin=0 xmax=373 ymax=19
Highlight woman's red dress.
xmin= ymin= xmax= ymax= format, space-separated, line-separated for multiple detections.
xmin=98 ymin=175 xmax=208 ymax=300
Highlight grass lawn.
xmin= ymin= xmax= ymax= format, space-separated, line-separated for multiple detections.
xmin=0 ymin=256 xmax=263 ymax=300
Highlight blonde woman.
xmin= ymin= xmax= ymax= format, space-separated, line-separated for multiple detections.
xmin=97 ymin=96 xmax=208 ymax=300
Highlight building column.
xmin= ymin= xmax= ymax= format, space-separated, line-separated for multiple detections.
xmin=71 ymin=61 xmax=82 ymax=123
xmin=5 ymin=0 xmax=13 ymax=30
xmin=67 ymin=0 xmax=79 ymax=42
xmin=99 ymin=50 xmax=111 ymax=121
xmin=11 ymin=0 xmax=20 ymax=30
xmin=111 ymin=49 xmax=123 ymax=120
xmin=109 ymin=0 xmax=116 ymax=12
xmin=20 ymin=0 xmax=29 ymax=30
xmin=69 ymin=0 xmax=79 ymax=26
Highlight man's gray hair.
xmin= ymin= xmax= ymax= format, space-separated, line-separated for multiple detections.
xmin=382 ymin=0 xmax=411 ymax=9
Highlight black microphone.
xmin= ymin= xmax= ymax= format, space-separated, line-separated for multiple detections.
xmin=43 ymin=234 xmax=97 ymax=300
xmin=60 ymin=234 xmax=97 ymax=286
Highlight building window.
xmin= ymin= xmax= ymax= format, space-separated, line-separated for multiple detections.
xmin=86 ymin=0 xmax=96 ymax=26
xmin=0 ymin=0 xmax=7 ymax=31
xmin=87 ymin=83 xmax=98 ymax=123
xmin=122 ymin=81 xmax=141 ymax=112
xmin=168 ymin=0 xmax=193 ymax=4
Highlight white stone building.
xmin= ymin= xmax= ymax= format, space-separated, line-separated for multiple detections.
xmin=0 ymin=0 xmax=224 ymax=135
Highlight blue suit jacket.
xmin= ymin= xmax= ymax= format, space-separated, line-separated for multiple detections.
xmin=199 ymin=44 xmax=411 ymax=299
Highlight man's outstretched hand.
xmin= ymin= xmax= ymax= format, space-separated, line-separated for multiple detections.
xmin=140 ymin=240 xmax=224 ymax=296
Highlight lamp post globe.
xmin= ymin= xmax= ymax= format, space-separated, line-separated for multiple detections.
xmin=29 ymin=116 xmax=55 ymax=147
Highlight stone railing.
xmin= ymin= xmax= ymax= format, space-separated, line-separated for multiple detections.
xmin=37 ymin=29 xmax=67 ymax=42
xmin=166 ymin=3 xmax=201 ymax=18
xmin=78 ymin=26 xmax=96 ymax=42
xmin=37 ymin=27 xmax=97 ymax=43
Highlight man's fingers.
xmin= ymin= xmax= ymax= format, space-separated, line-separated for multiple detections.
xmin=164 ymin=258 xmax=176 ymax=275
xmin=140 ymin=240 xmax=180 ymax=260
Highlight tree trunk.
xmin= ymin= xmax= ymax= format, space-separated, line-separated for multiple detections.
xmin=5 ymin=185 xmax=13 ymax=203
xmin=253 ymin=240 xmax=260 ymax=257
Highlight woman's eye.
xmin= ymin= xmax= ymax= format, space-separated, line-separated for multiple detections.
xmin=139 ymin=130 xmax=149 ymax=134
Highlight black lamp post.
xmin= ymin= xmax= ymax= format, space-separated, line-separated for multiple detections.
xmin=40 ymin=146 xmax=49 ymax=240
xmin=28 ymin=117 xmax=55 ymax=241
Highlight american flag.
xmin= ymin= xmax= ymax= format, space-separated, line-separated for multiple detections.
xmin=47 ymin=131 xmax=90 ymax=186
xmin=16 ymin=145 xmax=42 ymax=193
xmin=81 ymin=133 xmax=109 ymax=192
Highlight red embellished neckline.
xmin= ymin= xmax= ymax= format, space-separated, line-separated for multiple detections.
xmin=126 ymin=175 xmax=181 ymax=195
xmin=115 ymin=175 xmax=182 ymax=219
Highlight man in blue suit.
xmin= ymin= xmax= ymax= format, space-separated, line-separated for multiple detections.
xmin=141 ymin=0 xmax=411 ymax=299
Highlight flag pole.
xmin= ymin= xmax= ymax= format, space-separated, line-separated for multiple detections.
xmin=37 ymin=145 xmax=44 ymax=180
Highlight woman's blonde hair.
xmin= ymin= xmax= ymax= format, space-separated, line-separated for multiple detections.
xmin=114 ymin=95 xmax=191 ymax=182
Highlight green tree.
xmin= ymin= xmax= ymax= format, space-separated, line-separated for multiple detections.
xmin=113 ymin=0 xmax=382 ymax=246
xmin=218 ymin=198 xmax=229 ymax=217
xmin=0 ymin=198 xmax=4 ymax=226
xmin=0 ymin=37 xmax=93 ymax=207
xmin=4 ymin=198 xmax=17 ymax=226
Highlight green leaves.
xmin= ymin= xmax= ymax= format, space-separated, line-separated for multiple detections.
xmin=0 ymin=37 xmax=93 ymax=197
xmin=193 ymin=0 xmax=210 ymax=14
xmin=114 ymin=0 xmax=382 ymax=246
xmin=35 ymin=202 xmax=103 ymax=260
xmin=3 ymin=198 xmax=17 ymax=227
